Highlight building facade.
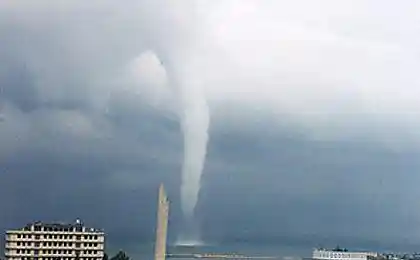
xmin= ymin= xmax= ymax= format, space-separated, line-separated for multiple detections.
xmin=4 ymin=220 xmax=105 ymax=260
xmin=313 ymin=249 xmax=378 ymax=260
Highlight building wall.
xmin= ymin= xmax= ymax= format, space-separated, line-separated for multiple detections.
xmin=4 ymin=223 xmax=105 ymax=260
xmin=313 ymin=250 xmax=378 ymax=260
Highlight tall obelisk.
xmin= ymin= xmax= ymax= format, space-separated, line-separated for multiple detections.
xmin=154 ymin=184 xmax=169 ymax=260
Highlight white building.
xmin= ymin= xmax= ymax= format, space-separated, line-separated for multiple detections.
xmin=4 ymin=220 xmax=105 ymax=260
xmin=313 ymin=249 xmax=378 ymax=260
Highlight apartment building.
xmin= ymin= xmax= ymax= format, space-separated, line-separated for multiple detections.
xmin=4 ymin=220 xmax=105 ymax=260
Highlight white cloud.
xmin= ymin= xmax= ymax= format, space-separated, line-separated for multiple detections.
xmin=125 ymin=51 xmax=174 ymax=110
xmin=160 ymin=0 xmax=420 ymax=143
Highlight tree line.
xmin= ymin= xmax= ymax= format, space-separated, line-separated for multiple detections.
xmin=104 ymin=251 xmax=130 ymax=260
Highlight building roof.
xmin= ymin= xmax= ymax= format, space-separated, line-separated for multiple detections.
xmin=8 ymin=219 xmax=104 ymax=233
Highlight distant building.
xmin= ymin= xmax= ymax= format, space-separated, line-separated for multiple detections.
xmin=4 ymin=220 xmax=105 ymax=260
xmin=313 ymin=248 xmax=378 ymax=260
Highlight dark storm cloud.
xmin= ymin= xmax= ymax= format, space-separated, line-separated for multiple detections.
xmin=1 ymin=0 xmax=420 ymax=256
xmin=200 ymin=122 xmax=420 ymax=247
xmin=0 ymin=106 xmax=183 ymax=249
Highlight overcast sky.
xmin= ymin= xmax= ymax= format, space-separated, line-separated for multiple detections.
xmin=1 ymin=0 xmax=420 ymax=255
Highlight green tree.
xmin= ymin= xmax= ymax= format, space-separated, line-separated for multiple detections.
xmin=110 ymin=251 xmax=130 ymax=260
xmin=103 ymin=253 xmax=109 ymax=260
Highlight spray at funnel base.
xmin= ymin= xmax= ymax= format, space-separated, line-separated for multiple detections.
xmin=176 ymin=214 xmax=203 ymax=246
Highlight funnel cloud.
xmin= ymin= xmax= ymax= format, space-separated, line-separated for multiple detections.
xmin=152 ymin=2 xmax=210 ymax=243
xmin=179 ymin=86 xmax=209 ymax=219
xmin=172 ymin=71 xmax=209 ymax=243
xmin=155 ymin=51 xmax=209 ymax=244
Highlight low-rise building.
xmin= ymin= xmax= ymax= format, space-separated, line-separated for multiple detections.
xmin=4 ymin=220 xmax=104 ymax=260
xmin=313 ymin=248 xmax=378 ymax=260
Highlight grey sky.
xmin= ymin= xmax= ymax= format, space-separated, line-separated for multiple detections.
xmin=1 ymin=0 xmax=420 ymax=255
